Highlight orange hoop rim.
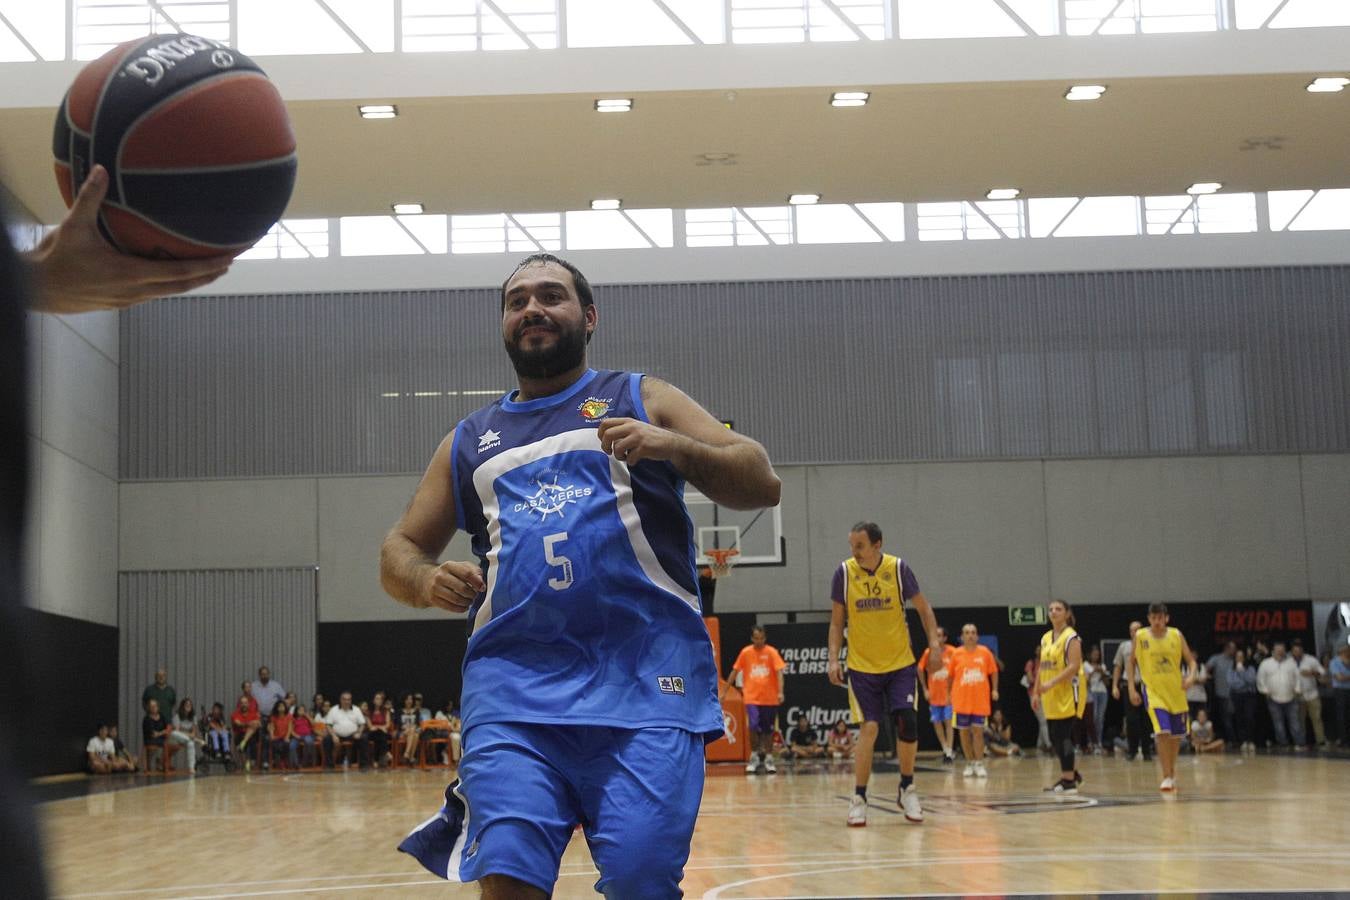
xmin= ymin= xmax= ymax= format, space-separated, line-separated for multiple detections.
xmin=704 ymin=548 xmax=740 ymax=579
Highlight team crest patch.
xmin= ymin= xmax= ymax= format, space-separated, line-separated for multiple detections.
xmin=657 ymin=676 xmax=686 ymax=695
xmin=578 ymin=397 xmax=612 ymax=420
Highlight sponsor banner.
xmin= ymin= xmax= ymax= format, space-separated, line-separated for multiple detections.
xmin=763 ymin=622 xmax=853 ymax=735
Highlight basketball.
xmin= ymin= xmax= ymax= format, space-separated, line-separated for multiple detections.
xmin=51 ymin=33 xmax=296 ymax=259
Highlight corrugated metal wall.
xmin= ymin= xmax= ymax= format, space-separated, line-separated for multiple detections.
xmin=118 ymin=568 xmax=317 ymax=751
xmin=120 ymin=267 xmax=1350 ymax=478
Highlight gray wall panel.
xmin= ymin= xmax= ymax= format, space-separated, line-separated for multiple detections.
xmin=804 ymin=461 xmax=1050 ymax=608
xmin=119 ymin=479 xmax=319 ymax=571
xmin=1045 ymin=457 xmax=1308 ymax=604
xmin=36 ymin=444 xmax=118 ymax=626
xmin=1301 ymin=455 xmax=1350 ymax=600
xmin=118 ymin=568 xmax=317 ymax=753
xmin=121 ymin=266 xmax=1350 ymax=479
xmin=317 ymin=474 xmax=474 ymax=622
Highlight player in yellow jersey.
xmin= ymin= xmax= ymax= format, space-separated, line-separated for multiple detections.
xmin=1128 ymin=602 xmax=1198 ymax=792
xmin=827 ymin=522 xmax=944 ymax=827
xmin=1031 ymin=599 xmax=1085 ymax=794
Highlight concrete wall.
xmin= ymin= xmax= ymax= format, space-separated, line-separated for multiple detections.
xmin=27 ymin=308 xmax=120 ymax=627
xmin=117 ymin=454 xmax=1350 ymax=621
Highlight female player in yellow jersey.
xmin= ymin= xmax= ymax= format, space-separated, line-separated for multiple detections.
xmin=827 ymin=522 xmax=944 ymax=827
xmin=1128 ymin=602 xmax=1198 ymax=792
xmin=1030 ymin=599 xmax=1085 ymax=794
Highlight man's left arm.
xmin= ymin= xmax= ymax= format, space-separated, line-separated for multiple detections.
xmin=910 ymin=591 xmax=944 ymax=676
xmin=596 ymin=377 xmax=781 ymax=510
xmin=1180 ymin=635 xmax=1198 ymax=690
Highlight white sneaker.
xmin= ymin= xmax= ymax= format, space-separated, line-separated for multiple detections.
xmin=1160 ymin=777 xmax=1175 ymax=793
xmin=847 ymin=795 xmax=867 ymax=827
xmin=974 ymin=762 xmax=988 ymax=778
xmin=962 ymin=763 xmax=975 ymax=777
xmin=900 ymin=785 xmax=923 ymax=822
xmin=745 ymin=754 xmax=759 ymax=774
xmin=763 ymin=755 xmax=777 ymax=774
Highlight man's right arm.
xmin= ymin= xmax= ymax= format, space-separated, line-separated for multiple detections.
xmin=380 ymin=432 xmax=483 ymax=613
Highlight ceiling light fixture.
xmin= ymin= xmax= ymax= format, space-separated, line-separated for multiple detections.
xmin=595 ymin=98 xmax=633 ymax=112
xmin=1186 ymin=182 xmax=1222 ymax=195
xmin=359 ymin=104 xmax=398 ymax=119
xmin=1306 ymin=76 xmax=1349 ymax=93
xmin=788 ymin=194 xmax=820 ymax=205
xmin=830 ymin=91 xmax=870 ymax=107
xmin=590 ymin=198 xmax=621 ymax=210
xmin=986 ymin=188 xmax=1020 ymax=200
xmin=391 ymin=202 xmax=424 ymax=215
xmin=1064 ymin=84 xmax=1107 ymax=101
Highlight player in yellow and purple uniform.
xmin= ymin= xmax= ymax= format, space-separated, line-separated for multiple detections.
xmin=1129 ymin=602 xmax=1198 ymax=793
xmin=827 ymin=522 xmax=944 ymax=828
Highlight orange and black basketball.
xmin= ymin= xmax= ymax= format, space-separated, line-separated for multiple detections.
xmin=52 ymin=33 xmax=296 ymax=259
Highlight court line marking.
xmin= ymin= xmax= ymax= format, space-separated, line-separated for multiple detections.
xmin=700 ymin=849 xmax=1350 ymax=899
xmin=83 ymin=849 xmax=1350 ymax=900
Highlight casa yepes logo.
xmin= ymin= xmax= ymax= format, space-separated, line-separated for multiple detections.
xmin=578 ymin=397 xmax=612 ymax=421
xmin=512 ymin=472 xmax=593 ymax=521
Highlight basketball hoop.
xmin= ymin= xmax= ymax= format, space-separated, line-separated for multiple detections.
xmin=705 ymin=548 xmax=740 ymax=580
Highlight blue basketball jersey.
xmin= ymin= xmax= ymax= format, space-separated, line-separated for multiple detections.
xmin=449 ymin=368 xmax=723 ymax=740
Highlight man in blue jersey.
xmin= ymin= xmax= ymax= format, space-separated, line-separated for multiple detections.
xmin=383 ymin=253 xmax=782 ymax=899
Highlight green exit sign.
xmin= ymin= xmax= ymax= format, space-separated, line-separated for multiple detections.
xmin=1009 ymin=605 xmax=1047 ymax=626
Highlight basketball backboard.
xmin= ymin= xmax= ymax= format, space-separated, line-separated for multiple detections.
xmin=685 ymin=489 xmax=785 ymax=568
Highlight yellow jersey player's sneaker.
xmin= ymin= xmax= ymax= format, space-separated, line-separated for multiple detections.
xmin=847 ymin=795 xmax=867 ymax=827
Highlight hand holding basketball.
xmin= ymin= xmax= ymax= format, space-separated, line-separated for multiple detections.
xmin=29 ymin=165 xmax=233 ymax=313
xmin=597 ymin=417 xmax=681 ymax=466
xmin=422 ymin=560 xmax=485 ymax=613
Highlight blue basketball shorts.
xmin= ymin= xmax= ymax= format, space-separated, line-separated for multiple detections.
xmin=956 ymin=712 xmax=986 ymax=729
xmin=928 ymin=703 xmax=953 ymax=724
xmin=400 ymin=721 xmax=705 ymax=898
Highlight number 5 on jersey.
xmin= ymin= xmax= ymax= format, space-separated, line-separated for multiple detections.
xmin=544 ymin=532 xmax=573 ymax=590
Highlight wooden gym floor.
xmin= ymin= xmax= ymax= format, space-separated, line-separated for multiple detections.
xmin=37 ymin=751 xmax=1350 ymax=899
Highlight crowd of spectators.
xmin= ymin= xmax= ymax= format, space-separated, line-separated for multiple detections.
xmin=89 ymin=665 xmax=462 ymax=776
xmin=747 ymin=627 xmax=1349 ymax=770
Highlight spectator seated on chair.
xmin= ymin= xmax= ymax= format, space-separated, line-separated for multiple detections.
xmin=231 ymin=694 xmax=261 ymax=770
xmin=397 ymin=693 xmax=422 ymax=765
xmin=107 ymin=725 xmax=138 ymax=772
xmin=444 ymin=703 xmax=463 ymax=764
xmin=785 ymin=714 xmax=826 ymax=760
xmin=313 ymin=700 xmax=334 ymax=767
xmin=87 ymin=724 xmax=133 ymax=774
xmin=292 ymin=704 xmax=317 ymax=767
xmin=141 ymin=699 xmax=176 ymax=771
xmin=171 ymin=698 xmax=203 ymax=774
xmin=268 ymin=700 xmax=298 ymax=769
xmin=984 ymin=708 xmax=1022 ymax=757
xmin=204 ymin=702 xmax=232 ymax=762
xmin=324 ymin=692 xmax=368 ymax=768
xmin=367 ymin=691 xmax=394 ymax=768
